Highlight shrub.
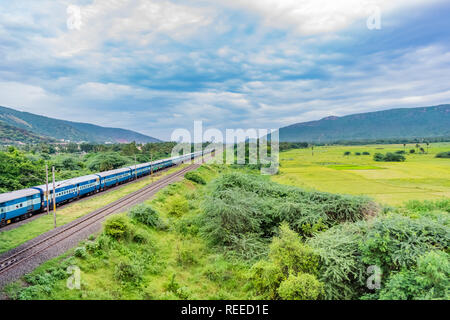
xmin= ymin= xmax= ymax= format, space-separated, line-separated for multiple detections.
xmin=378 ymin=251 xmax=449 ymax=300
xmin=166 ymin=195 xmax=189 ymax=217
xmin=359 ymin=215 xmax=449 ymax=274
xmin=409 ymin=149 xmax=416 ymax=154
xmin=344 ymin=151 xmax=351 ymax=156
xmin=362 ymin=152 xmax=370 ymax=155
xmin=374 ymin=152 xmax=405 ymax=162
xmin=307 ymin=223 xmax=367 ymax=300
xmin=200 ymin=173 xmax=376 ymax=259
xmin=277 ymin=273 xmax=324 ymax=300
xmin=249 ymin=224 xmax=321 ymax=299
xmin=250 ymin=260 xmax=286 ymax=299
xmin=395 ymin=150 xmax=406 ymax=154
xmin=373 ymin=153 xmax=385 ymax=161
xmin=132 ymin=231 xmax=148 ymax=244
xmin=128 ymin=204 xmax=161 ymax=227
xmin=436 ymin=151 xmax=450 ymax=158
xmin=269 ymin=223 xmax=319 ymax=276
xmin=114 ymin=259 xmax=144 ymax=284
xmin=384 ymin=152 xmax=405 ymax=162
xmin=184 ymin=171 xmax=206 ymax=185
xmin=355 ymin=152 xmax=361 ymax=156
xmin=104 ymin=215 xmax=133 ymax=240
xmin=74 ymin=247 xmax=87 ymax=259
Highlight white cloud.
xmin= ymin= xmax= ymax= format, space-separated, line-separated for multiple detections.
xmin=220 ymin=0 xmax=445 ymax=35
xmin=47 ymin=0 xmax=213 ymax=56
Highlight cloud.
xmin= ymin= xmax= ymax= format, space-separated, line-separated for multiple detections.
xmin=0 ymin=0 xmax=450 ymax=140
xmin=219 ymin=0 xmax=446 ymax=35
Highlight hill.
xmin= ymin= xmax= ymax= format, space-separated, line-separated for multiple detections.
xmin=0 ymin=106 xmax=161 ymax=144
xmin=0 ymin=121 xmax=55 ymax=145
xmin=278 ymin=104 xmax=450 ymax=142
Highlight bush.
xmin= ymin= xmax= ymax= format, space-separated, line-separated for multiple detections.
xmin=374 ymin=152 xmax=405 ymax=162
xmin=359 ymin=215 xmax=449 ymax=274
xmin=184 ymin=171 xmax=206 ymax=185
xmin=344 ymin=151 xmax=351 ymax=156
xmin=200 ymin=173 xmax=376 ymax=259
xmin=128 ymin=204 xmax=161 ymax=228
xmin=249 ymin=260 xmax=286 ymax=299
xmin=355 ymin=152 xmax=361 ymax=156
xmin=308 ymin=223 xmax=367 ymax=300
xmin=166 ymin=195 xmax=189 ymax=217
xmin=277 ymin=273 xmax=324 ymax=300
xmin=269 ymin=223 xmax=319 ymax=276
xmin=395 ymin=150 xmax=406 ymax=154
xmin=436 ymin=151 xmax=450 ymax=158
xmin=409 ymin=149 xmax=416 ymax=154
xmin=249 ymin=223 xmax=321 ymax=299
xmin=362 ymin=152 xmax=370 ymax=155
xmin=104 ymin=215 xmax=133 ymax=240
xmin=114 ymin=259 xmax=144 ymax=284
xmin=74 ymin=247 xmax=87 ymax=259
xmin=373 ymin=153 xmax=385 ymax=161
xmin=378 ymin=251 xmax=449 ymax=300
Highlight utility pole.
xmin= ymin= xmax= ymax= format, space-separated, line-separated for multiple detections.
xmin=52 ymin=166 xmax=56 ymax=228
xmin=134 ymin=154 xmax=137 ymax=180
xmin=45 ymin=164 xmax=49 ymax=215
xmin=150 ymin=153 xmax=153 ymax=183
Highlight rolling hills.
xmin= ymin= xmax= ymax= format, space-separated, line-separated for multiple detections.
xmin=0 ymin=106 xmax=161 ymax=144
xmin=278 ymin=104 xmax=450 ymax=142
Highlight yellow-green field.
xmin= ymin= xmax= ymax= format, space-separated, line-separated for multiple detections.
xmin=272 ymin=143 xmax=450 ymax=205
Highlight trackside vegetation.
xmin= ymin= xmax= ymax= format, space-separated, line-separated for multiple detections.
xmin=3 ymin=163 xmax=448 ymax=300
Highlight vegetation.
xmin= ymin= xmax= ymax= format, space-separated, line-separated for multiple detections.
xmin=0 ymin=147 xmax=46 ymax=193
xmin=373 ymin=152 xmax=406 ymax=162
xmin=273 ymin=143 xmax=450 ymax=205
xmin=436 ymin=151 xmax=450 ymax=158
xmin=2 ymin=162 xmax=449 ymax=301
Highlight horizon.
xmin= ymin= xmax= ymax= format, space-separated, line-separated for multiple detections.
xmin=1 ymin=1 xmax=450 ymax=140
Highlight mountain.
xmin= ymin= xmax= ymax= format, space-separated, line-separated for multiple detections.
xmin=0 ymin=106 xmax=161 ymax=144
xmin=278 ymin=104 xmax=450 ymax=142
xmin=0 ymin=121 xmax=56 ymax=145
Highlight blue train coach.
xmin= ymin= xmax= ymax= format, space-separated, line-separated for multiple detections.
xmin=0 ymin=189 xmax=42 ymax=226
xmin=33 ymin=180 xmax=79 ymax=208
xmin=95 ymin=167 xmax=132 ymax=189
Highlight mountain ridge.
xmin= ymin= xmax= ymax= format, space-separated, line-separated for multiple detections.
xmin=278 ymin=104 xmax=450 ymax=142
xmin=0 ymin=105 xmax=161 ymax=144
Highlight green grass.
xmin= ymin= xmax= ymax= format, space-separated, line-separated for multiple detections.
xmin=273 ymin=143 xmax=450 ymax=205
xmin=0 ymin=165 xmax=188 ymax=254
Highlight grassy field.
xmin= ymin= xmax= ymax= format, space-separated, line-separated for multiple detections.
xmin=272 ymin=143 xmax=450 ymax=205
xmin=0 ymin=164 xmax=188 ymax=254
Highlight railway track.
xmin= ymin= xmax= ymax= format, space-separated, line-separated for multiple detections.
xmin=0 ymin=162 xmax=201 ymax=278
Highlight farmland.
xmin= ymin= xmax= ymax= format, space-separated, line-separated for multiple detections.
xmin=273 ymin=143 xmax=450 ymax=205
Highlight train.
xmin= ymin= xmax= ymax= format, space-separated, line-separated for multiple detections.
xmin=0 ymin=150 xmax=209 ymax=227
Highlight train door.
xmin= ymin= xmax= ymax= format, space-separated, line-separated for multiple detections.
xmin=0 ymin=204 xmax=5 ymax=225
xmin=77 ymin=184 xmax=80 ymax=197
xmin=26 ymin=196 xmax=33 ymax=212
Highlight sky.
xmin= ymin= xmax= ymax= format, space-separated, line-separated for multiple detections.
xmin=0 ymin=0 xmax=450 ymax=140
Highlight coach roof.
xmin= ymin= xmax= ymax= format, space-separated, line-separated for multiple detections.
xmin=0 ymin=188 xmax=41 ymax=203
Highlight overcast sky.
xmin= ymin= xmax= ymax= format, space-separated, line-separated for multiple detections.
xmin=1 ymin=0 xmax=450 ymax=140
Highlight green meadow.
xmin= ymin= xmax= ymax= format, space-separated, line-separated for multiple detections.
xmin=272 ymin=143 xmax=450 ymax=205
